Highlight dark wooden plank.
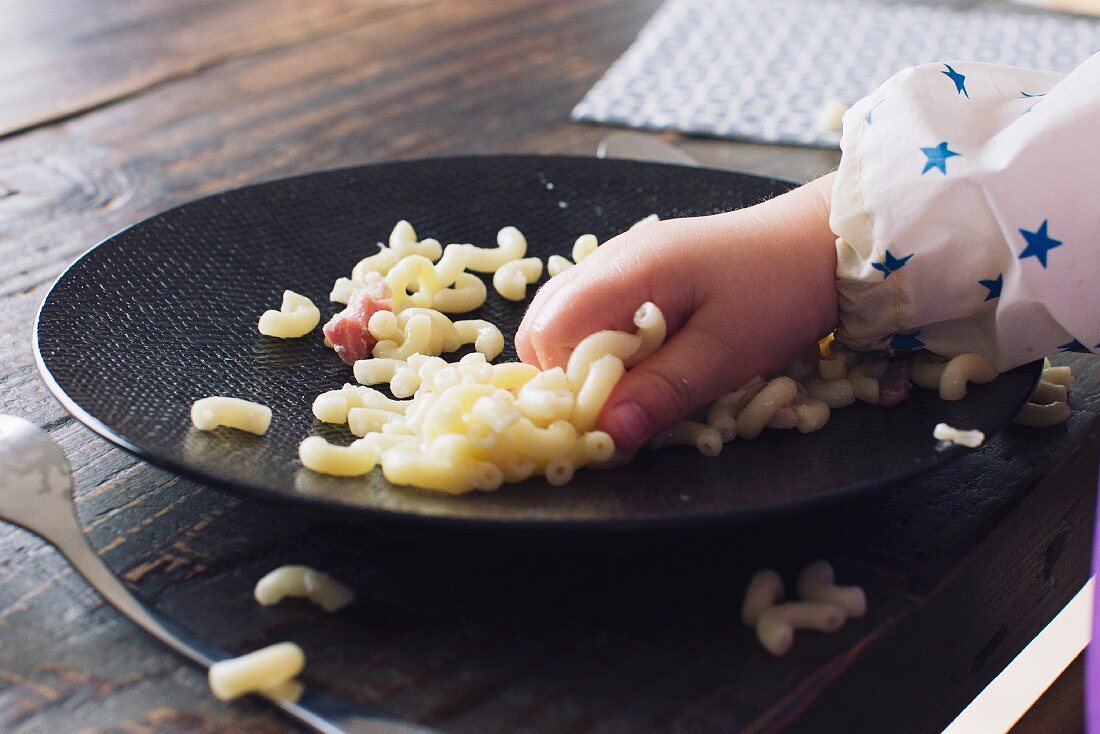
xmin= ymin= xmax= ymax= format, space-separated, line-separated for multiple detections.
xmin=0 ymin=0 xmax=435 ymax=139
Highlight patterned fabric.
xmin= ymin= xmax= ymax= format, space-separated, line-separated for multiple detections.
xmin=572 ymin=0 xmax=1100 ymax=148
xmin=831 ymin=53 xmax=1100 ymax=370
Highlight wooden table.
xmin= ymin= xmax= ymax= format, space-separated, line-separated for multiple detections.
xmin=0 ymin=1 xmax=1096 ymax=732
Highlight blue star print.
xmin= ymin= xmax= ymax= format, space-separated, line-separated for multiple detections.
xmin=942 ymin=64 xmax=969 ymax=98
xmin=890 ymin=331 xmax=925 ymax=350
xmin=1018 ymin=220 xmax=1063 ymax=268
xmin=978 ymin=274 xmax=1003 ymax=301
xmin=865 ymin=99 xmax=884 ymax=124
xmin=871 ymin=250 xmax=914 ymax=278
xmin=1058 ymin=339 xmax=1091 ymax=353
xmin=922 ymin=142 xmax=960 ymax=175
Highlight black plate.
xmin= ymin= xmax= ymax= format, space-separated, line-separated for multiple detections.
xmin=34 ymin=155 xmax=1040 ymax=533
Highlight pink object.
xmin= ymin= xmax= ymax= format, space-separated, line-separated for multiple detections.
xmin=322 ymin=281 xmax=392 ymax=365
xmin=767 ymin=404 xmax=799 ymax=429
xmin=879 ymin=360 xmax=911 ymax=407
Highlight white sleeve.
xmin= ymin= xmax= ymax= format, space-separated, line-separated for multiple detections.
xmin=829 ymin=53 xmax=1100 ymax=371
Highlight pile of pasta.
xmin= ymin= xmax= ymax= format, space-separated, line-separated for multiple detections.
xmin=282 ymin=219 xmax=666 ymax=493
xmin=235 ymin=217 xmax=1074 ymax=494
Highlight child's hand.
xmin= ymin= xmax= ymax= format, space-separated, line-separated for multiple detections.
xmin=515 ymin=173 xmax=839 ymax=450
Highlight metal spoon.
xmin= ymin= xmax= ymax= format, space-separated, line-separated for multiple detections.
xmin=0 ymin=415 xmax=433 ymax=734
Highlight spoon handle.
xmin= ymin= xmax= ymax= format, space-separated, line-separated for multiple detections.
xmin=50 ymin=523 xmax=435 ymax=734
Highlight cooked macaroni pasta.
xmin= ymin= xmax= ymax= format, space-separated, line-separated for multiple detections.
xmin=207 ymin=642 xmax=304 ymax=702
xmin=547 ymin=254 xmax=574 ymax=277
xmin=648 ymin=420 xmax=722 ymax=457
xmin=571 ymin=234 xmax=599 ymax=263
xmin=191 ymin=397 xmax=271 ymax=435
xmin=254 ymin=565 xmax=354 ymax=612
xmin=741 ymin=569 xmax=784 ymax=626
xmin=932 ymin=423 xmax=986 ymax=448
xmin=794 ymin=560 xmax=866 ymax=618
xmin=258 ymin=290 xmax=321 ymax=338
xmin=492 ymin=257 xmax=543 ymax=301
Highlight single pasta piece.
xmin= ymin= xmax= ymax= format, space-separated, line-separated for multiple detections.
xmin=805 ymin=377 xmax=855 ymax=408
xmin=353 ymin=357 xmax=403 ymax=387
xmin=489 ymin=362 xmax=540 ymax=390
xmin=1014 ymin=401 xmax=1072 ymax=427
xmin=385 ymin=255 xmax=445 ymax=311
xmin=347 ymin=408 xmax=404 ymax=436
xmin=191 ymin=397 xmax=271 ymax=435
xmin=373 ymin=313 xmax=433 ymax=360
xmin=1030 ymin=380 xmax=1068 ymax=405
xmin=367 ymin=310 xmax=399 ymax=341
xmin=939 ymin=353 xmax=998 ymax=401
xmin=648 ymin=420 xmax=722 ymax=457
xmin=571 ymin=234 xmax=599 ymax=263
xmin=547 ymin=254 xmax=574 ymax=277
xmin=493 ymin=257 xmax=544 ymax=301
xmin=505 ymin=419 xmax=579 ymax=462
xmin=706 ymin=401 xmax=738 ymax=442
xmin=432 ymin=243 xmax=474 ymax=285
xmin=570 ymin=354 xmax=626 ymax=433
xmin=298 ymin=436 xmax=380 ymax=476
xmin=265 ymin=680 xmax=305 ymax=702
xmin=794 ymin=560 xmax=866 ymax=618
xmin=793 ymin=397 xmax=830 ymax=433
xmin=625 ymin=301 xmax=667 ymax=367
xmin=544 ymin=457 xmax=577 ymax=487
xmin=628 ymin=213 xmax=660 ymax=230
xmin=755 ymin=602 xmax=847 ymax=657
xmin=566 ymin=330 xmax=641 ymax=390
xmin=741 ymin=569 xmax=784 ymax=626
xmin=254 ymin=565 xmax=354 ymax=612
xmin=258 ymin=290 xmax=321 ymax=338
xmin=207 ymin=642 xmax=305 ymax=702
xmin=1041 ymin=365 xmax=1073 ymax=389
xmin=387 ymin=220 xmax=443 ymax=260
xmin=818 ymin=353 xmax=847 ymax=382
xmin=351 ymin=245 xmax=402 ymax=281
xmin=454 ymin=319 xmax=505 ymax=361
xmin=329 ymin=277 xmax=360 ymax=304
xmin=465 ymin=226 xmax=527 ymax=273
xmin=517 ymin=367 xmax=575 ymax=424
xmin=737 ymin=377 xmax=798 ymax=440
xmin=432 ymin=272 xmax=488 ymax=313
xmin=312 ymin=384 xmax=409 ymax=424
xmin=911 ymin=350 xmax=949 ymax=390
xmin=848 ymin=360 xmax=887 ymax=405
xmin=933 ymin=423 xmax=986 ymax=449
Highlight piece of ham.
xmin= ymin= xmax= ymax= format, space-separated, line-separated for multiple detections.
xmin=323 ymin=280 xmax=393 ymax=365
xmin=879 ymin=360 xmax=911 ymax=407
xmin=766 ymin=403 xmax=799 ymax=430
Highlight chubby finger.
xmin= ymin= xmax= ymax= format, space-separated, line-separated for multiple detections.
xmin=515 ymin=265 xmax=578 ymax=364
xmin=597 ymin=309 xmax=772 ymax=451
xmin=515 ymin=222 xmax=700 ymax=370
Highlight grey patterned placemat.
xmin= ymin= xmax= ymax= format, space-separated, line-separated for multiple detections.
xmin=572 ymin=0 xmax=1100 ymax=147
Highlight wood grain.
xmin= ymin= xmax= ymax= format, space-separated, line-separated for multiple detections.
xmin=0 ymin=0 xmax=435 ymax=139
xmin=0 ymin=0 xmax=1096 ymax=732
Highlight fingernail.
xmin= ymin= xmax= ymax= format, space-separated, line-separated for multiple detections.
xmin=603 ymin=401 xmax=649 ymax=449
